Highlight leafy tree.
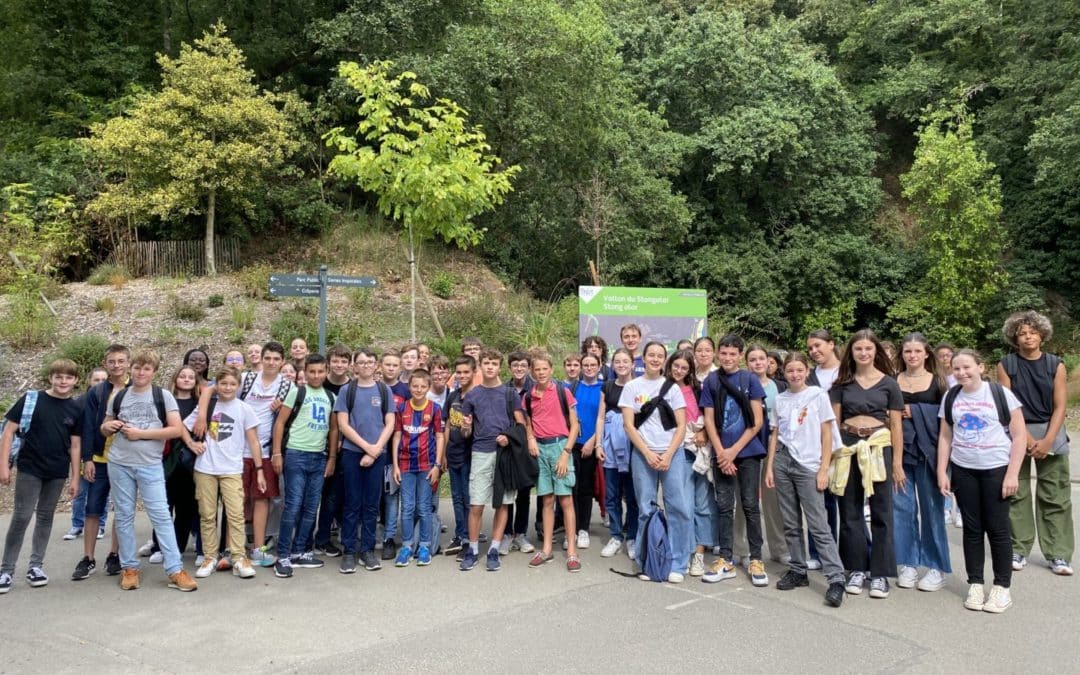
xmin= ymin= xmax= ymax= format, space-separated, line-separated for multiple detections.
xmin=85 ymin=24 xmax=298 ymax=274
xmin=0 ymin=183 xmax=85 ymax=285
xmin=325 ymin=60 xmax=519 ymax=340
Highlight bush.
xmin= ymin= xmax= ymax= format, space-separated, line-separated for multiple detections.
xmin=429 ymin=271 xmax=456 ymax=299
xmin=269 ymin=302 xmax=372 ymax=351
xmin=168 ymin=294 xmax=206 ymax=322
xmin=0 ymin=275 xmax=57 ymax=349
xmin=229 ymin=299 xmax=256 ymax=331
xmin=40 ymin=334 xmax=111 ymax=384
xmin=94 ymin=297 xmax=116 ymax=314
xmin=227 ymin=327 xmax=246 ymax=345
xmin=347 ymin=287 xmax=373 ymax=312
xmin=207 ymin=294 xmax=225 ymax=308
xmin=87 ymin=263 xmax=129 ymax=288
xmin=439 ymin=296 xmax=521 ymax=354
xmin=237 ymin=262 xmax=272 ymax=299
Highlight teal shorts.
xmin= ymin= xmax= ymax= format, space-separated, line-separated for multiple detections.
xmin=536 ymin=438 xmax=576 ymax=497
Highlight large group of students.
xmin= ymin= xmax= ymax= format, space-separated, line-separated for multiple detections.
xmin=0 ymin=310 xmax=1072 ymax=615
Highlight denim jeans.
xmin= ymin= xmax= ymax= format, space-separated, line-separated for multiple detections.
xmin=604 ymin=467 xmax=638 ymax=541
xmin=1 ymin=473 xmax=65 ymax=574
xmin=808 ymin=491 xmax=839 ymax=561
xmin=692 ymin=469 xmax=719 ymax=547
xmin=772 ymin=445 xmax=845 ymax=584
xmin=110 ymin=462 xmax=184 ymax=575
xmin=632 ymin=449 xmax=693 ymax=572
xmin=314 ymin=460 xmax=345 ymax=548
xmin=449 ymin=461 xmax=471 ymax=541
xmin=399 ymin=471 xmax=433 ymax=548
xmin=342 ymin=450 xmax=386 ymax=554
xmin=715 ymin=455 xmax=764 ymax=560
xmin=277 ymin=451 xmax=326 ymax=558
xmin=70 ymin=476 xmax=109 ymax=530
xmin=893 ymin=455 xmax=952 ymax=572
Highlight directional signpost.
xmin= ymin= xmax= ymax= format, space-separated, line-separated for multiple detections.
xmin=269 ymin=265 xmax=378 ymax=353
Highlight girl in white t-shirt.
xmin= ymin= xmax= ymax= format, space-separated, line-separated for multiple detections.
xmin=937 ymin=350 xmax=1026 ymax=614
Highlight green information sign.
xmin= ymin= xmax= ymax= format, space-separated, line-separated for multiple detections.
xmin=578 ymin=286 xmax=708 ymax=351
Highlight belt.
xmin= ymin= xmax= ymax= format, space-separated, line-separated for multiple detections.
xmin=536 ymin=435 xmax=568 ymax=444
xmin=841 ymin=423 xmax=885 ymax=438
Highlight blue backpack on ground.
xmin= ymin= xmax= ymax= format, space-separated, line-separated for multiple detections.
xmin=641 ymin=503 xmax=673 ymax=582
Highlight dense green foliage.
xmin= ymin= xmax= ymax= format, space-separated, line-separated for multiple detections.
xmin=2 ymin=0 xmax=1077 ymax=347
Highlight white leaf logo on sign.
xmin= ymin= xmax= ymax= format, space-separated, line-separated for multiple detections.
xmin=579 ymin=286 xmax=602 ymax=304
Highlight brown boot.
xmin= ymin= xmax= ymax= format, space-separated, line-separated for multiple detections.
xmin=168 ymin=569 xmax=198 ymax=592
xmin=120 ymin=568 xmax=141 ymax=590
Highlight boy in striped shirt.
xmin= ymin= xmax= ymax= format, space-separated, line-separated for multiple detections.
xmin=391 ymin=370 xmax=445 ymax=567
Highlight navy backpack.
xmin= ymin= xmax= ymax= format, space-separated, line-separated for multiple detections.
xmin=640 ymin=503 xmax=673 ymax=582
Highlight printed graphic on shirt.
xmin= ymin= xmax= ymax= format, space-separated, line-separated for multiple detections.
xmin=954 ymin=408 xmax=992 ymax=447
xmin=633 ymin=393 xmax=651 ymax=406
xmin=210 ymin=411 xmax=235 ymax=442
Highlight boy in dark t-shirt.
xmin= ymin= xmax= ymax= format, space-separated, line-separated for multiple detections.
xmin=442 ymin=356 xmax=476 ymax=555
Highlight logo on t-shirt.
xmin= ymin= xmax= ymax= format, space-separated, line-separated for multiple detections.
xmin=211 ymin=412 xmax=236 ymax=442
xmin=634 ymin=393 xmax=651 ymax=406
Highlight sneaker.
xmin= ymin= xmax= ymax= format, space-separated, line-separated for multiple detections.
xmin=417 ymin=546 xmax=432 ymax=566
xmin=1012 ymin=553 xmax=1027 ymax=571
xmin=97 ymin=526 xmax=105 ymax=540
xmin=232 ymin=557 xmax=256 ymax=579
xmin=274 ymin=558 xmax=293 ymax=578
xmin=460 ymin=548 xmax=478 ymax=571
xmin=486 ymin=547 xmax=501 ymax=572
xmin=196 ymin=557 xmax=217 ymax=578
xmin=511 ymin=534 xmax=535 ymax=554
xmin=444 ymin=538 xmax=463 ymax=555
xmin=869 ymin=576 xmax=890 ymax=598
xmin=982 ymin=585 xmax=1012 ymax=613
xmin=562 ymin=537 xmax=569 ymax=551
xmin=953 ymin=511 xmax=963 ymax=528
xmin=381 ymin=539 xmax=397 ymax=561
xmin=72 ymin=557 xmax=96 ymax=581
xmin=825 ymin=581 xmax=845 ymax=607
xmin=577 ymin=530 xmax=591 ymax=549
xmin=137 ymin=540 xmax=154 ymax=557
xmin=567 ymin=555 xmax=582 ymax=573
xmin=63 ymin=527 xmax=83 ymax=541
xmin=601 ymin=538 xmax=623 ymax=558
xmin=168 ymin=569 xmax=198 ymax=592
xmin=702 ymin=558 xmax=737 ymax=584
xmin=316 ymin=542 xmax=342 ymax=558
xmin=626 ymin=540 xmax=638 ymax=562
xmin=361 ymin=551 xmax=382 ymax=571
xmin=26 ymin=567 xmax=48 ymax=588
xmin=712 ymin=545 xmax=721 ymax=556
xmin=917 ymin=569 xmax=947 ymax=592
xmin=498 ymin=535 xmax=512 ymax=556
xmin=0 ymin=572 xmax=11 ymax=594
xmin=776 ymin=570 xmax=809 ymax=591
xmin=294 ymin=552 xmax=324 ymax=569
xmin=845 ymin=571 xmax=866 ymax=595
xmin=105 ymin=552 xmax=121 ymax=576
xmin=1050 ymin=559 xmax=1074 ymax=576
xmin=964 ymin=583 xmax=985 ymax=611
xmin=897 ymin=565 xmax=918 ymax=589
xmin=806 ymin=558 xmax=822 ymax=570
xmin=120 ymin=568 xmax=140 ymax=590
xmin=478 ymin=532 xmax=488 ymax=543
xmin=340 ymin=554 xmax=358 ymax=574
xmin=689 ymin=552 xmax=705 ymax=577
xmin=194 ymin=555 xmax=205 ymax=568
xmin=148 ymin=551 xmax=164 ymax=565
xmin=748 ymin=559 xmax=768 ymax=587
xmin=667 ymin=571 xmax=685 ymax=584
xmin=395 ymin=546 xmax=413 ymax=567
xmin=216 ymin=556 xmax=233 ymax=572
xmin=529 ymin=551 xmax=555 ymax=568
xmin=250 ymin=546 xmax=277 ymax=568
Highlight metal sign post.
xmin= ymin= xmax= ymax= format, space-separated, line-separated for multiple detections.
xmin=268 ymin=267 xmax=379 ymax=354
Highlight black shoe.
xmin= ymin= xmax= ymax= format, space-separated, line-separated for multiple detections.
xmin=444 ymin=538 xmax=463 ymax=555
xmin=776 ymin=570 xmax=810 ymax=591
xmin=826 ymin=582 xmax=845 ymax=607
xmin=293 ymin=552 xmax=325 ymax=569
xmin=72 ymin=557 xmax=96 ymax=581
xmin=360 ymin=550 xmax=382 ymax=571
xmin=381 ymin=539 xmax=397 ymax=561
xmin=274 ymin=559 xmax=293 ymax=578
xmin=339 ymin=554 xmax=357 ymax=574
xmin=318 ymin=542 xmax=342 ymax=558
xmin=105 ymin=552 xmax=121 ymax=576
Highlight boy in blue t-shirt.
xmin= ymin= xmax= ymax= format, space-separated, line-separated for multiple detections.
xmin=700 ymin=334 xmax=767 ymax=587
xmin=619 ymin=324 xmax=646 ymax=377
xmin=391 ymin=370 xmax=444 ymax=567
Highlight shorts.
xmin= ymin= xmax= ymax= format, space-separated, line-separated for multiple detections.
xmin=243 ymin=457 xmax=280 ymax=500
xmin=536 ymin=439 xmax=575 ymax=497
xmin=468 ymin=450 xmax=516 ymax=507
xmin=84 ymin=461 xmax=111 ymax=517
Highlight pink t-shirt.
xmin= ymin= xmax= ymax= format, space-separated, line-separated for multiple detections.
xmin=681 ymin=384 xmax=701 ymax=424
xmin=525 ymin=383 xmax=577 ymax=438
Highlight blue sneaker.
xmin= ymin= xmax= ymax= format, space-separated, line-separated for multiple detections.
xmin=460 ymin=548 xmax=478 ymax=571
xmin=417 ymin=546 xmax=432 ymax=566
xmin=486 ymin=547 xmax=501 ymax=572
xmin=395 ymin=546 xmax=412 ymax=567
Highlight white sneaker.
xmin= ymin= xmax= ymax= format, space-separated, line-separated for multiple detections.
xmin=1012 ymin=553 xmax=1027 ymax=571
xmin=232 ymin=558 xmax=256 ymax=579
xmin=667 ymin=571 xmax=685 ymax=584
xmin=845 ymin=571 xmax=866 ymax=595
xmin=498 ymin=535 xmax=512 ymax=556
xmin=982 ymin=585 xmax=1012 ymax=613
xmin=626 ymin=540 xmax=638 ymax=562
xmin=1050 ymin=559 xmax=1074 ymax=576
xmin=511 ymin=534 xmax=535 ymax=554
xmin=195 ymin=557 xmax=217 ymax=578
xmin=897 ymin=565 xmax=918 ymax=589
xmin=689 ymin=552 xmax=705 ymax=577
xmin=148 ymin=551 xmax=164 ymax=565
xmin=917 ymin=569 xmax=947 ymax=592
xmin=600 ymin=538 xmax=623 ymax=558
xmin=195 ymin=554 xmax=205 ymax=567
xmin=576 ymin=530 xmax=590 ymax=549
xmin=96 ymin=527 xmax=105 ymax=540
xmin=953 ymin=511 xmax=963 ymax=528
xmin=806 ymin=558 xmax=822 ymax=570
xmin=137 ymin=539 xmax=154 ymax=557
xmin=63 ymin=527 xmax=83 ymax=541
xmin=964 ymin=583 xmax=985 ymax=610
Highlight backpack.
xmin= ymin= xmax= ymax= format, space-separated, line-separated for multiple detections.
xmin=4 ymin=390 xmax=37 ymax=467
xmin=111 ymin=385 xmax=168 ymax=426
xmin=634 ymin=379 xmax=677 ymax=430
xmin=1000 ymin=352 xmax=1062 ymax=384
xmin=640 ymin=503 xmax=673 ymax=582
xmin=943 ymin=383 xmax=1011 ymax=431
xmin=345 ymin=379 xmax=392 ymax=418
xmin=281 ymin=386 xmax=336 ymax=456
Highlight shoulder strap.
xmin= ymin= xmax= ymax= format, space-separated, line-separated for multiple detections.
xmin=380 ymin=382 xmax=392 ymax=415
xmin=807 ymin=368 xmax=820 ymax=387
xmin=556 ymin=383 xmax=570 ymax=428
xmin=943 ymin=384 xmax=962 ymax=426
xmin=275 ymin=378 xmax=292 ymax=402
xmin=18 ymin=390 xmax=39 ymax=435
xmin=570 ymin=380 xmax=580 ymax=397
xmin=326 ymin=389 xmax=336 ymax=409
xmin=152 ymin=386 xmax=167 ymax=425
xmin=239 ymin=371 xmax=257 ymax=400
xmin=285 ymin=386 xmax=307 ymax=430
xmin=1045 ymin=353 xmax=1062 ymax=381
xmin=111 ymin=386 xmax=129 ymax=418
xmin=990 ymin=382 xmax=1011 ymax=428
xmin=1001 ymin=353 xmax=1018 ymax=380
xmin=201 ymin=397 xmax=218 ymax=440
xmin=505 ymin=386 xmax=516 ymax=423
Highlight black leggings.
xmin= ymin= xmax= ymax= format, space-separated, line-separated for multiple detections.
xmin=572 ymin=445 xmax=597 ymax=531
xmin=951 ymin=463 xmax=1012 ymax=588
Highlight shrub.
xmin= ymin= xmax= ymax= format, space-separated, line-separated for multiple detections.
xmin=155 ymin=326 xmax=181 ymax=345
xmin=0 ymin=275 xmax=57 ymax=349
xmin=269 ymin=310 xmax=316 ymax=349
xmin=439 ymin=296 xmax=521 ymax=354
xmin=429 ymin=271 xmax=456 ymax=299
xmin=347 ymin=287 xmax=373 ymax=312
xmin=39 ymin=334 xmax=111 ymax=384
xmin=207 ymin=294 xmax=225 ymax=308
xmin=168 ymin=294 xmax=206 ymax=322
xmin=229 ymin=299 xmax=256 ymax=331
xmin=94 ymin=297 xmax=117 ymax=314
xmin=237 ymin=262 xmax=272 ymax=299
xmin=87 ymin=263 xmax=129 ymax=288
xmin=227 ymin=327 xmax=246 ymax=345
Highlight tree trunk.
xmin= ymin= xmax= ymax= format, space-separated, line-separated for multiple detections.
xmin=205 ymin=188 xmax=217 ymax=276
xmin=162 ymin=0 xmax=172 ymax=54
xmin=408 ymin=225 xmax=416 ymax=342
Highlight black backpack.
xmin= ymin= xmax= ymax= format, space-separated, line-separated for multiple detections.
xmin=943 ymin=383 xmax=1011 ymax=430
xmin=709 ymin=371 xmax=755 ymax=433
xmin=111 ymin=385 xmax=168 ymax=426
xmin=523 ymin=381 xmax=573 ymax=429
xmin=1000 ymin=352 xmax=1062 ymax=384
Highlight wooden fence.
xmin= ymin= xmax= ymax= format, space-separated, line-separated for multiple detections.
xmin=109 ymin=238 xmax=241 ymax=277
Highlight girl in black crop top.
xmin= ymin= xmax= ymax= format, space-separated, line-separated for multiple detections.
xmin=828 ymin=329 xmax=905 ymax=597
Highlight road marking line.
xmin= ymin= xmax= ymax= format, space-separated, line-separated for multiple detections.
xmin=664 ymin=583 xmax=754 ymax=610
xmin=665 ymin=598 xmax=702 ymax=611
